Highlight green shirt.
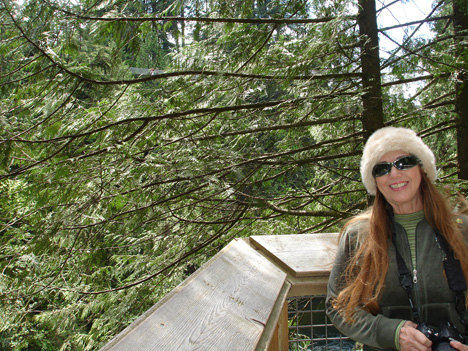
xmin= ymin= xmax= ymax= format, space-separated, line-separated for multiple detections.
xmin=394 ymin=210 xmax=424 ymax=268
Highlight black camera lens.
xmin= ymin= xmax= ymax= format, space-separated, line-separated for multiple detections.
xmin=438 ymin=322 xmax=465 ymax=343
xmin=433 ymin=322 xmax=466 ymax=351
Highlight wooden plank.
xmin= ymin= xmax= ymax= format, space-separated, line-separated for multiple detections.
xmin=250 ymin=233 xmax=339 ymax=278
xmin=278 ymin=300 xmax=289 ymax=351
xmin=286 ymin=275 xmax=329 ymax=297
xmin=255 ymin=280 xmax=290 ymax=351
xmin=101 ymin=239 xmax=288 ymax=351
xmin=265 ymin=299 xmax=289 ymax=351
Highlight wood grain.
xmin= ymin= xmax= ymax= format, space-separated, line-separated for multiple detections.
xmin=250 ymin=233 xmax=339 ymax=278
xmin=101 ymin=239 xmax=288 ymax=351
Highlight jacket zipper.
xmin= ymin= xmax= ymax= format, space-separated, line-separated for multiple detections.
xmin=403 ymin=225 xmax=418 ymax=284
xmin=412 ymin=223 xmax=420 ymax=316
xmin=413 ymin=227 xmax=417 ymax=283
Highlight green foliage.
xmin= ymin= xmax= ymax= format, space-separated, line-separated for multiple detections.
xmin=1 ymin=0 xmax=467 ymax=349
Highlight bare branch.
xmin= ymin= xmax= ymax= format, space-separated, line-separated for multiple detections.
xmin=379 ymin=15 xmax=452 ymax=32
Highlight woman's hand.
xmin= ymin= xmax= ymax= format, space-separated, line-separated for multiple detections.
xmin=399 ymin=321 xmax=432 ymax=351
xmin=451 ymin=340 xmax=468 ymax=351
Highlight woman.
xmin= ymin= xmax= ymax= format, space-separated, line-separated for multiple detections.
xmin=326 ymin=127 xmax=468 ymax=351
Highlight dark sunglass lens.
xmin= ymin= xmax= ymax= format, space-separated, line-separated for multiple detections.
xmin=395 ymin=156 xmax=418 ymax=170
xmin=372 ymin=163 xmax=391 ymax=177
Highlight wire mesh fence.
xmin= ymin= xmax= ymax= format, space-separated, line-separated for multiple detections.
xmin=288 ymin=295 xmax=358 ymax=351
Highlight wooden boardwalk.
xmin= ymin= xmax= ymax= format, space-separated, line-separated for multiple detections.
xmin=101 ymin=233 xmax=338 ymax=351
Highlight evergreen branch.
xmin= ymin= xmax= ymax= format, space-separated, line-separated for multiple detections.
xmin=234 ymin=189 xmax=342 ymax=217
xmin=381 ymin=0 xmax=445 ymax=68
xmin=2 ymin=92 xmax=360 ymax=146
xmin=0 ymin=99 xmax=292 ymax=144
xmin=1 ymin=0 xmax=87 ymax=86
xmin=0 ymin=54 xmax=47 ymax=81
xmin=423 ymin=91 xmax=456 ymax=109
xmin=380 ymin=32 xmax=459 ymax=71
xmin=164 ymin=114 xmax=359 ymax=142
xmin=3 ymin=79 xmax=82 ymax=142
xmin=0 ymin=139 xmax=75 ymax=179
xmin=143 ymin=136 xmax=361 ymax=189
xmin=300 ymin=200 xmax=367 ymax=233
xmin=52 ymin=134 xmax=362 ymax=234
xmin=379 ymin=15 xmax=452 ymax=32
xmin=104 ymin=70 xmax=363 ymax=85
xmin=77 ymin=206 xmax=248 ymax=294
xmin=235 ymin=24 xmax=277 ymax=72
xmin=381 ymin=73 xmax=451 ymax=87
xmin=2 ymin=2 xmax=362 ymax=87
xmin=423 ymin=99 xmax=456 ymax=110
xmin=57 ymin=8 xmax=350 ymax=25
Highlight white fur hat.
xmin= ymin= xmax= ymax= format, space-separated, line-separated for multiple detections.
xmin=360 ymin=127 xmax=437 ymax=195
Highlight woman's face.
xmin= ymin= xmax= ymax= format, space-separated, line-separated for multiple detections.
xmin=375 ymin=150 xmax=423 ymax=214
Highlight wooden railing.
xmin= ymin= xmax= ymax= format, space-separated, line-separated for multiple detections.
xmin=100 ymin=233 xmax=339 ymax=351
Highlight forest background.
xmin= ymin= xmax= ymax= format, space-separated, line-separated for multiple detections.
xmin=1 ymin=0 xmax=468 ymax=349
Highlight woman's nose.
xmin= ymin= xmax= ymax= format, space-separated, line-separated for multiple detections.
xmin=388 ymin=164 xmax=400 ymax=177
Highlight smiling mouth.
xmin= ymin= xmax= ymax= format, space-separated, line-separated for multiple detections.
xmin=390 ymin=182 xmax=407 ymax=189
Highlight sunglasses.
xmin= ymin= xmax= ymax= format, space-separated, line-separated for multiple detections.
xmin=372 ymin=155 xmax=421 ymax=178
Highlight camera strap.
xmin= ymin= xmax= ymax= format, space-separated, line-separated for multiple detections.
xmin=390 ymin=211 xmax=468 ymax=335
xmin=433 ymin=230 xmax=468 ymax=336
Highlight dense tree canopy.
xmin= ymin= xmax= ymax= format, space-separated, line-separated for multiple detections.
xmin=1 ymin=0 xmax=467 ymax=349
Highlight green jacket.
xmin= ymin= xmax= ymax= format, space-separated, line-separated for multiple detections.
xmin=326 ymin=214 xmax=468 ymax=351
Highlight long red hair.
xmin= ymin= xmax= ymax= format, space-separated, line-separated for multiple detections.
xmin=332 ymin=171 xmax=468 ymax=323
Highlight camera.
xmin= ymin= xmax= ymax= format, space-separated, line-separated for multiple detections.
xmin=417 ymin=322 xmax=466 ymax=351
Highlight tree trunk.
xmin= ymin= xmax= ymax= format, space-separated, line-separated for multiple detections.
xmin=453 ymin=0 xmax=468 ymax=180
xmin=358 ymin=0 xmax=384 ymax=140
